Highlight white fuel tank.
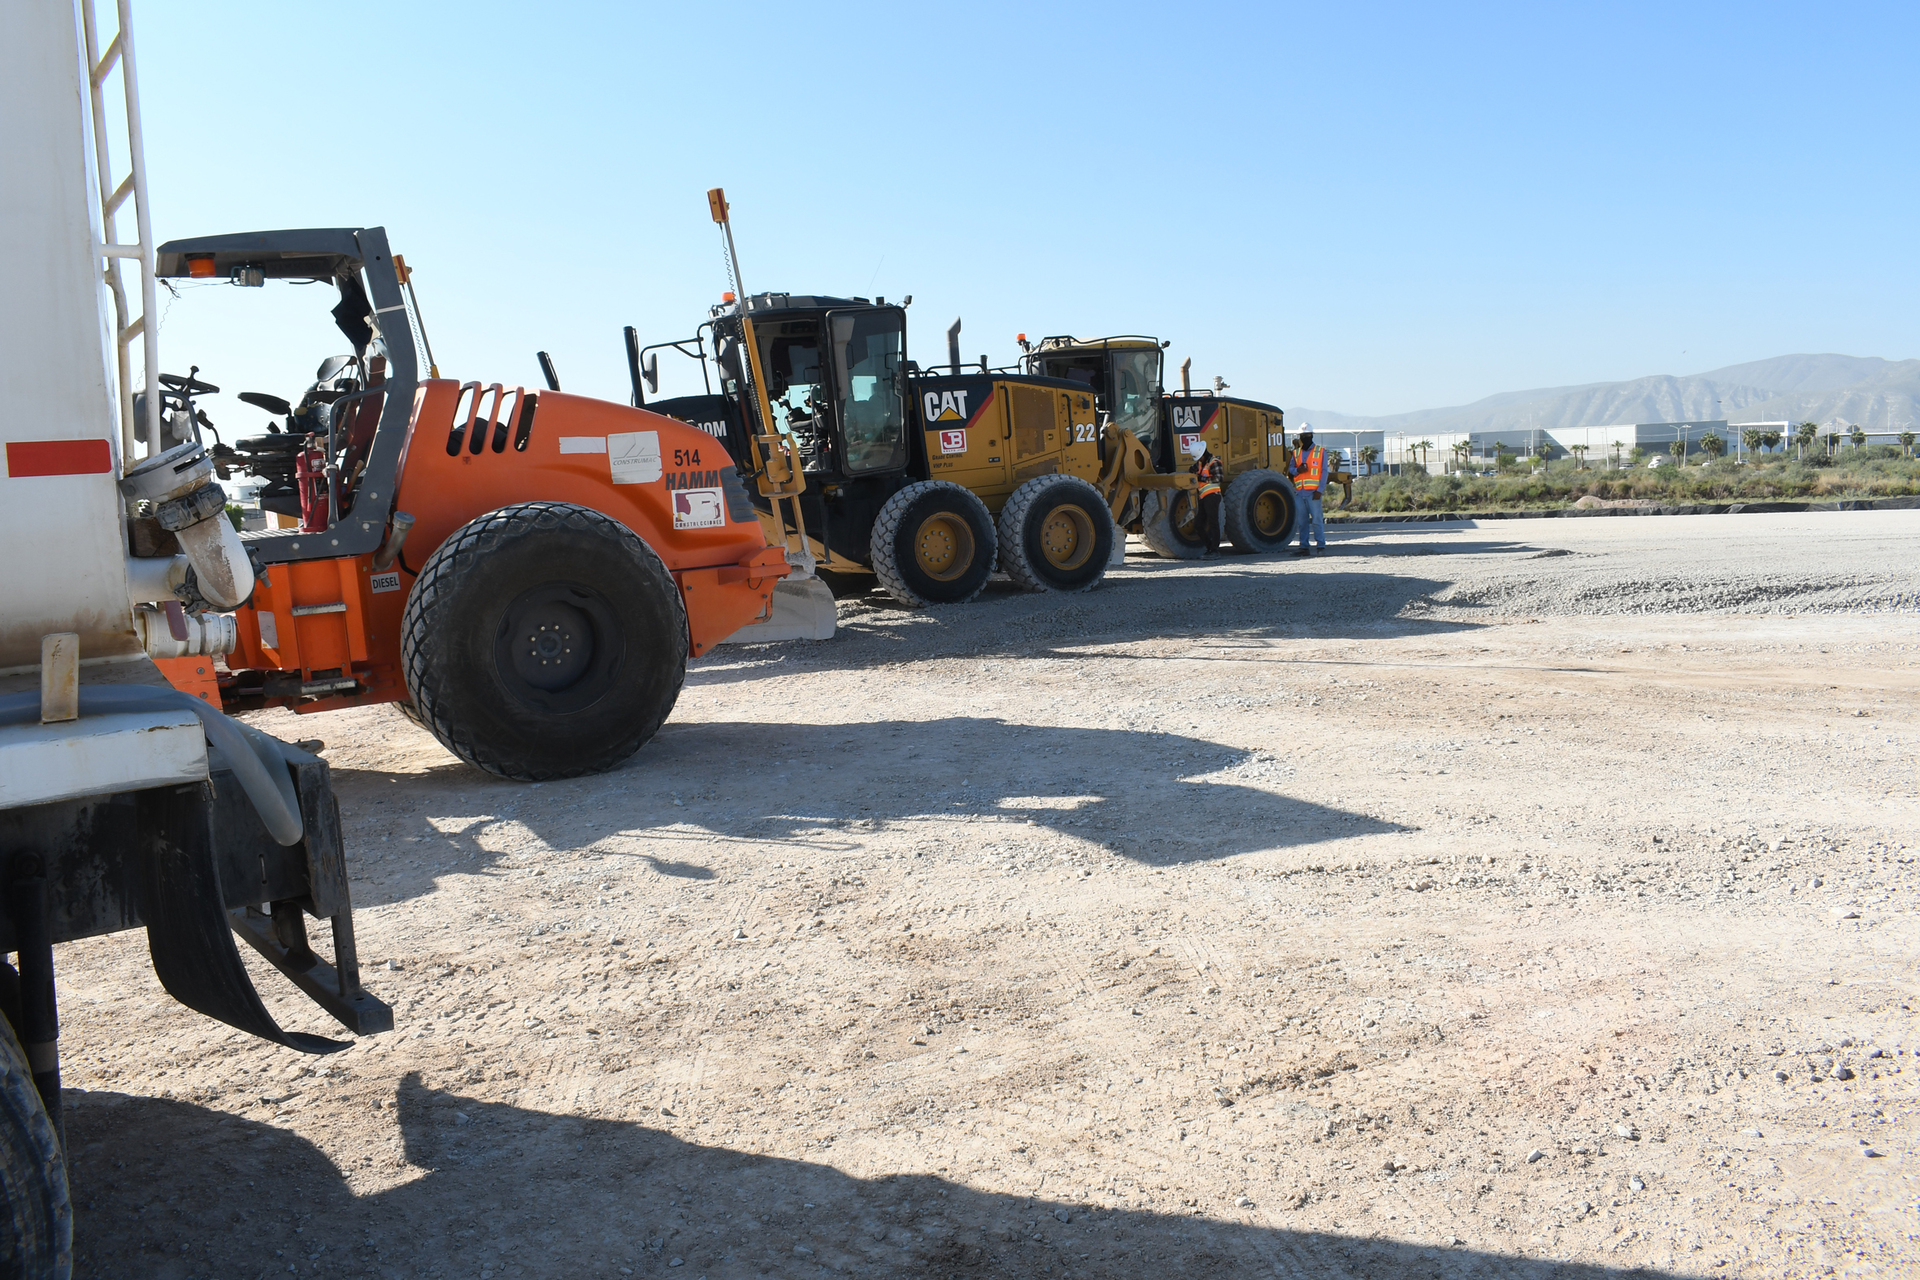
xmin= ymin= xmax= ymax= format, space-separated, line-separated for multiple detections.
xmin=0 ymin=3 xmax=143 ymax=673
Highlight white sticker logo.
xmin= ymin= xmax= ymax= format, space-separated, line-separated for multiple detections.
xmin=923 ymin=389 xmax=972 ymax=423
xmin=370 ymin=570 xmax=402 ymax=594
xmin=1178 ymin=433 xmax=1202 ymax=455
xmin=672 ymin=487 xmax=725 ymax=529
xmin=939 ymin=428 xmax=967 ymax=455
xmin=257 ymin=611 xmax=279 ymax=649
xmin=607 ymin=430 xmax=662 ymax=484
xmin=1172 ymin=405 xmax=1206 ymax=431
xmin=558 ymin=436 xmax=607 ymax=454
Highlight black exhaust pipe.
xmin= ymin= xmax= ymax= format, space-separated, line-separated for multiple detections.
xmin=947 ymin=318 xmax=962 ymax=376
xmin=537 ymin=351 xmax=561 ymax=391
xmin=624 ymin=326 xmax=645 ymax=406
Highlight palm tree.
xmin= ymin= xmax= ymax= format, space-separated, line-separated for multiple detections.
xmin=1451 ymin=440 xmax=1471 ymax=473
xmin=1569 ymin=443 xmax=1589 ymax=469
xmin=1668 ymin=439 xmax=1686 ymax=465
xmin=1824 ymin=430 xmax=1840 ymax=457
xmin=1357 ymin=444 xmax=1379 ymax=474
xmin=1796 ymin=421 xmax=1819 ymax=460
xmin=1761 ymin=429 xmax=1782 ymax=456
xmin=1413 ymin=439 xmax=1434 ymax=471
xmin=1532 ymin=440 xmax=1553 ymax=469
xmin=1901 ymin=430 xmax=1916 ymax=458
xmin=1741 ymin=428 xmax=1761 ymax=463
xmin=1698 ymin=431 xmax=1725 ymax=460
xmin=1611 ymin=439 xmax=1626 ymax=469
xmin=1849 ymin=425 xmax=1867 ymax=450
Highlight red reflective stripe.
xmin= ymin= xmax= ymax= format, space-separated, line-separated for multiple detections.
xmin=5 ymin=439 xmax=113 ymax=477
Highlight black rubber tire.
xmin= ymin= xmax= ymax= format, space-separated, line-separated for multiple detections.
xmin=1139 ymin=488 xmax=1208 ymax=560
xmin=0 ymin=1005 xmax=70 ymax=1280
xmin=870 ymin=481 xmax=997 ymax=606
xmin=997 ymin=475 xmax=1114 ymax=592
xmin=1222 ymin=468 xmax=1298 ymax=553
xmin=401 ymin=501 xmax=688 ymax=781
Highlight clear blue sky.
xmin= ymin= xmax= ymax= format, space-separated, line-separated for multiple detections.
xmin=136 ymin=0 xmax=1918 ymax=419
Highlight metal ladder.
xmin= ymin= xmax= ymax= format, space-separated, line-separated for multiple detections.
xmin=82 ymin=0 xmax=161 ymax=465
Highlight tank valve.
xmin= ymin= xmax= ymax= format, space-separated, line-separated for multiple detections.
xmin=120 ymin=442 xmax=256 ymax=610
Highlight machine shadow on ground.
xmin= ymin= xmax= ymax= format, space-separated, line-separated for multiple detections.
xmin=328 ymin=717 xmax=1412 ymax=907
xmin=65 ymin=1081 xmax=1684 ymax=1280
xmin=688 ymin=563 xmax=1499 ymax=690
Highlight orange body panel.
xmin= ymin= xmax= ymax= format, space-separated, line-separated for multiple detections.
xmin=191 ymin=380 xmax=787 ymax=714
xmin=153 ymin=655 xmax=220 ymax=704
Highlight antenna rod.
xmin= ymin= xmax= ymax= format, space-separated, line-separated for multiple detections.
xmin=708 ymin=187 xmax=747 ymax=305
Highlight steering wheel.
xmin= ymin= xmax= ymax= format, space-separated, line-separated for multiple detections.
xmin=159 ymin=369 xmax=220 ymax=396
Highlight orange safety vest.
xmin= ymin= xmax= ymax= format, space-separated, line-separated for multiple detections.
xmin=1292 ymin=445 xmax=1325 ymax=492
xmin=1194 ymin=455 xmax=1222 ymax=500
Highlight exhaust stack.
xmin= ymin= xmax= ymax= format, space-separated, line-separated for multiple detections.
xmin=1181 ymin=357 xmax=1192 ymax=393
xmin=947 ymin=318 xmax=962 ymax=376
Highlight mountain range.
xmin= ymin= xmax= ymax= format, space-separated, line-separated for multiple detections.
xmin=1288 ymin=354 xmax=1920 ymax=438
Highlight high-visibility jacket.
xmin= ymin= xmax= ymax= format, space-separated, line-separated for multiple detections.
xmin=1194 ymin=455 xmax=1222 ymax=500
xmin=1291 ymin=445 xmax=1326 ymax=493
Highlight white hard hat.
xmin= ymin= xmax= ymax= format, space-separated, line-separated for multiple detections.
xmin=1182 ymin=436 xmax=1206 ymax=459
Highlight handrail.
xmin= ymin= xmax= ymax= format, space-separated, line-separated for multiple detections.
xmin=81 ymin=0 xmax=161 ymax=465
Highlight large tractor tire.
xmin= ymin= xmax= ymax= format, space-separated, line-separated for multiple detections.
xmin=997 ymin=475 xmax=1114 ymax=593
xmin=1139 ymin=488 xmax=1208 ymax=560
xmin=401 ymin=501 xmax=688 ymax=781
xmin=1222 ymin=468 xmax=1298 ymax=553
xmin=0 ymin=997 xmax=70 ymax=1280
xmin=870 ymin=481 xmax=997 ymax=606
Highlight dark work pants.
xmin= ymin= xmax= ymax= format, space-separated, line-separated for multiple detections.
xmin=1199 ymin=492 xmax=1221 ymax=553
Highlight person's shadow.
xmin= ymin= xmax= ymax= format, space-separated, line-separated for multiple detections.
xmin=66 ymin=1078 xmax=1683 ymax=1279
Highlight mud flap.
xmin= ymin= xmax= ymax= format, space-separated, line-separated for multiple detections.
xmin=718 ymin=576 xmax=837 ymax=644
xmin=141 ymin=788 xmax=347 ymax=1054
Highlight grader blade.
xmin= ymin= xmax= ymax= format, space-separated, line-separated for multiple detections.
xmin=720 ymin=576 xmax=837 ymax=644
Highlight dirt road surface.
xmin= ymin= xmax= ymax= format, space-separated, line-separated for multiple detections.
xmin=51 ymin=510 xmax=1920 ymax=1279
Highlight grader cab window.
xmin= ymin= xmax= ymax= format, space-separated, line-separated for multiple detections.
xmin=1109 ymin=348 xmax=1162 ymax=452
xmin=829 ymin=309 xmax=907 ymax=475
xmin=756 ymin=321 xmax=831 ymax=470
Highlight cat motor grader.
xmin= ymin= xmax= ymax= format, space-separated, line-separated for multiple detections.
xmin=632 ymin=191 xmax=1191 ymax=607
xmin=148 ymin=227 xmax=795 ymax=781
xmin=1019 ymin=338 xmax=1353 ymax=557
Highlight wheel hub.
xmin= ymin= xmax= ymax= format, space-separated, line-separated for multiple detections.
xmin=913 ymin=514 xmax=974 ymax=582
xmin=1038 ymin=503 xmax=1094 ymax=570
xmin=1254 ymin=490 xmax=1288 ymax=536
xmin=502 ymin=594 xmax=595 ymax=693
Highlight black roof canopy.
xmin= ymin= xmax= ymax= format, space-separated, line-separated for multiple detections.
xmin=155 ymin=228 xmax=372 ymax=280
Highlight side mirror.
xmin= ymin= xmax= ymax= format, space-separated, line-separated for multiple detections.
xmin=642 ymin=350 xmax=659 ymax=395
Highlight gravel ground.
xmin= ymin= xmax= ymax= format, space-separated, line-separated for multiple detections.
xmin=45 ymin=510 xmax=1920 ymax=1279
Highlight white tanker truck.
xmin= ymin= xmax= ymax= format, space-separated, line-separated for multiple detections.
xmin=1 ymin=5 xmax=389 ymax=1272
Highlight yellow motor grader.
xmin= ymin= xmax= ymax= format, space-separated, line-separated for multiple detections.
xmin=1021 ymin=337 xmax=1352 ymax=557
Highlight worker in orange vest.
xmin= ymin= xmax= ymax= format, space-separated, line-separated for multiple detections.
xmin=1288 ymin=429 xmax=1329 ymax=555
xmin=1184 ymin=436 xmax=1224 ymax=554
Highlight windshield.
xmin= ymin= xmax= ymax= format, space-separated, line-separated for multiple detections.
xmin=1110 ymin=348 xmax=1161 ymax=449
xmin=829 ymin=310 xmax=906 ymax=474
